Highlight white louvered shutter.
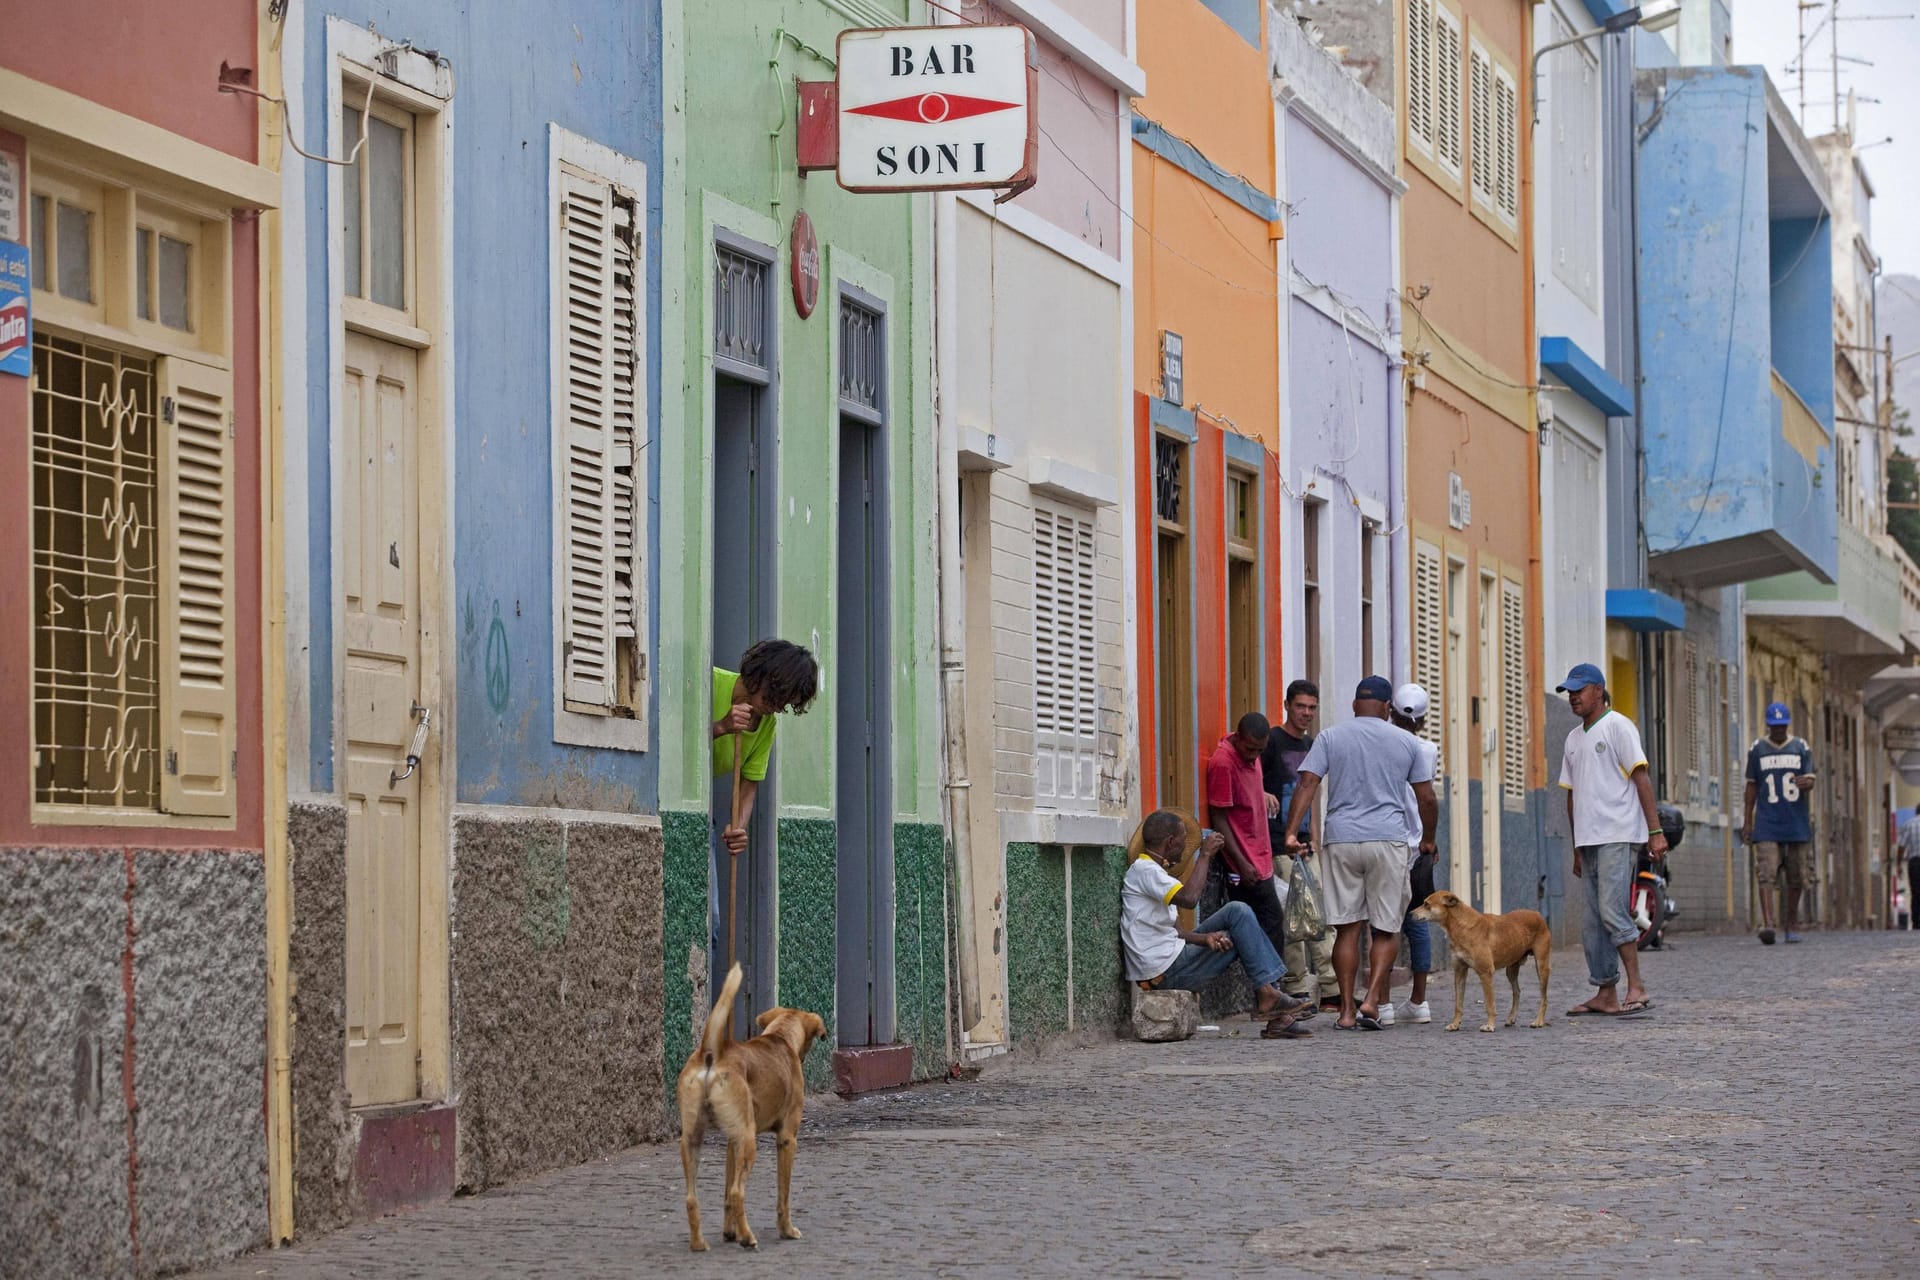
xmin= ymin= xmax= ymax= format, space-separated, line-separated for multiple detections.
xmin=1407 ymin=0 xmax=1435 ymax=157
xmin=1500 ymin=578 xmax=1527 ymax=810
xmin=159 ymin=355 xmax=237 ymax=816
xmin=1414 ymin=540 xmax=1446 ymax=768
xmin=1469 ymin=42 xmax=1494 ymax=208
xmin=1034 ymin=501 xmax=1099 ymax=812
xmin=559 ymin=169 xmax=643 ymax=715
xmin=1494 ymin=64 xmax=1520 ymax=226
xmin=1435 ymin=8 xmax=1464 ymax=178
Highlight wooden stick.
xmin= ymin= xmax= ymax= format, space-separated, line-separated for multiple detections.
xmin=727 ymin=729 xmax=744 ymax=970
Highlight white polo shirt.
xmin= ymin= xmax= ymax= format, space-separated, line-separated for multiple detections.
xmin=1558 ymin=709 xmax=1652 ymax=847
xmin=1120 ymin=856 xmax=1186 ymax=981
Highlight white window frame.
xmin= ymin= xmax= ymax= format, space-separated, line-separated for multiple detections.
xmin=1493 ymin=60 xmax=1520 ymax=228
xmin=1033 ymin=495 xmax=1101 ymax=814
xmin=1469 ymin=38 xmax=1496 ymax=211
xmin=1433 ymin=3 xmax=1465 ymax=181
xmin=1406 ymin=0 xmax=1436 ymax=159
xmin=548 ymin=124 xmax=650 ymax=750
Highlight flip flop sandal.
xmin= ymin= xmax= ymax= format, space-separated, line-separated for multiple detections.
xmin=1261 ymin=1020 xmax=1313 ymax=1039
xmin=1332 ymin=1021 xmax=1364 ymax=1031
xmin=1355 ymin=1011 xmax=1384 ymax=1031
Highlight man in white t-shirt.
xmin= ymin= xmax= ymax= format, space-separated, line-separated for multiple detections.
xmin=1121 ymin=810 xmax=1313 ymax=1037
xmin=1377 ymin=683 xmax=1440 ymax=1027
xmin=1555 ymin=663 xmax=1667 ymax=1017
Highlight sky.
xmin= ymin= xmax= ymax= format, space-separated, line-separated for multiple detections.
xmin=1732 ymin=0 xmax=1920 ymax=278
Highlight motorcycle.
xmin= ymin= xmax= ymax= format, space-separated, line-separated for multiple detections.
xmin=1632 ymin=802 xmax=1685 ymax=950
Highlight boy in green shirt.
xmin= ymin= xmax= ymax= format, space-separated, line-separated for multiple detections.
xmin=711 ymin=639 xmax=821 ymax=853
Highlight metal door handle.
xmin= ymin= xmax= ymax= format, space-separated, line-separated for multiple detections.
xmin=390 ymin=704 xmax=431 ymax=788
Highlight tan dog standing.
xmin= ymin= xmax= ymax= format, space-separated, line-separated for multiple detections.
xmin=1410 ymin=890 xmax=1551 ymax=1032
xmin=677 ymin=963 xmax=826 ymax=1250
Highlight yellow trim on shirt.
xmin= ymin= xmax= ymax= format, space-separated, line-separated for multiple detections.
xmin=1558 ymin=781 xmax=1573 ymax=790
xmin=1162 ymin=881 xmax=1183 ymax=905
xmin=1619 ymin=758 xmax=1648 ymax=779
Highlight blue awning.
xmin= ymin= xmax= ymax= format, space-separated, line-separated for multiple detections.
xmin=1580 ymin=0 xmax=1636 ymax=24
xmin=1541 ymin=336 xmax=1634 ymax=418
xmin=1607 ymin=588 xmax=1686 ymax=632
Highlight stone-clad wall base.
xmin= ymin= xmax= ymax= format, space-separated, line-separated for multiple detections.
xmin=1 ymin=847 xmax=265 ymax=1278
xmin=1069 ymin=846 xmax=1128 ymax=1033
xmin=288 ymin=801 xmax=352 ymax=1238
xmin=776 ymin=816 xmax=838 ymax=1092
xmin=1006 ymin=842 xmax=1068 ymax=1042
xmin=660 ymin=810 xmax=711 ymax=1110
xmin=451 ymin=813 xmax=665 ymax=1191
xmin=1006 ymin=842 xmax=1129 ymax=1042
xmin=893 ymin=822 xmax=950 ymax=1081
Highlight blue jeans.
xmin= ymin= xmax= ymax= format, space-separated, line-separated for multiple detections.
xmin=1157 ymin=901 xmax=1287 ymax=992
xmin=1402 ymin=913 xmax=1432 ymax=973
xmin=1580 ymin=842 xmax=1640 ymax=987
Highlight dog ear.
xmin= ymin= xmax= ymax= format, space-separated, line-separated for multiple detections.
xmin=754 ymin=1008 xmax=779 ymax=1031
xmin=804 ymin=1013 xmax=826 ymax=1048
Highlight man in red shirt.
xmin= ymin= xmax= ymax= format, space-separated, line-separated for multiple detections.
xmin=1208 ymin=712 xmax=1298 ymax=1000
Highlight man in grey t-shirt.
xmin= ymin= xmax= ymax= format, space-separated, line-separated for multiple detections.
xmin=1283 ymin=676 xmax=1437 ymax=1031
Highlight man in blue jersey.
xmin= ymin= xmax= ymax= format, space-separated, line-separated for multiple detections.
xmin=1743 ymin=702 xmax=1817 ymax=945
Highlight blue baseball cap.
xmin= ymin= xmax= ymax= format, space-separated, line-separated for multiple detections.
xmin=1555 ymin=663 xmax=1607 ymax=693
xmin=1765 ymin=701 xmax=1791 ymax=726
xmin=1355 ymin=675 xmax=1394 ymax=702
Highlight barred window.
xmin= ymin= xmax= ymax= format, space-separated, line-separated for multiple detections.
xmin=714 ymin=245 xmax=769 ymax=371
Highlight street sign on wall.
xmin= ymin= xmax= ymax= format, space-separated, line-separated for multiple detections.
xmin=834 ymin=25 xmax=1038 ymax=195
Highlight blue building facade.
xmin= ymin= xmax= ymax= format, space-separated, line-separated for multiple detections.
xmin=278 ymin=1 xmax=665 ymax=1232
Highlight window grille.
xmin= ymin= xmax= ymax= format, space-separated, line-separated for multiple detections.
xmin=1414 ymin=540 xmax=1446 ymax=768
xmin=714 ymin=245 xmax=768 ymax=370
xmin=840 ymin=297 xmax=883 ymax=419
xmin=32 ymin=334 xmax=161 ymax=808
xmin=1435 ymin=6 xmax=1464 ymax=178
xmin=1470 ymin=42 xmax=1495 ymax=209
xmin=1153 ymin=436 xmax=1184 ymax=525
xmin=1406 ymin=0 xmax=1435 ymax=157
xmin=1500 ymin=578 xmax=1527 ymax=809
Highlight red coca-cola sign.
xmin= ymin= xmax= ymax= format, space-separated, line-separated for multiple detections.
xmin=790 ymin=211 xmax=820 ymax=319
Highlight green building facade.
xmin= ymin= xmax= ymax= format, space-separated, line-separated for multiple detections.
xmin=659 ymin=0 xmax=948 ymax=1093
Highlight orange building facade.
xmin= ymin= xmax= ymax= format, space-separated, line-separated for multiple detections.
xmin=1131 ymin=0 xmax=1286 ymax=817
xmin=1393 ymin=0 xmax=1543 ymax=911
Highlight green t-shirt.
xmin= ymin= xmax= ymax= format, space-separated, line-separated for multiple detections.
xmin=712 ymin=667 xmax=776 ymax=782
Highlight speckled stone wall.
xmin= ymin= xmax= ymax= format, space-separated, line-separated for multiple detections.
xmin=2 ymin=850 xmax=135 ymax=1278
xmin=287 ymin=802 xmax=351 ymax=1238
xmin=450 ymin=814 xmax=665 ymax=1191
xmin=0 ymin=848 xmax=265 ymax=1278
xmin=776 ymin=816 xmax=837 ymax=1090
xmin=1069 ymin=846 xmax=1127 ymax=1033
xmin=131 ymin=851 xmax=267 ymax=1273
xmin=893 ymin=822 xmax=949 ymax=1079
xmin=1006 ymin=843 xmax=1069 ymax=1042
xmin=660 ymin=809 xmax=710 ymax=1107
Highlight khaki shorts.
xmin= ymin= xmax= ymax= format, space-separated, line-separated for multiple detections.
xmin=1756 ymin=841 xmax=1812 ymax=889
xmin=1321 ymin=840 xmax=1412 ymax=934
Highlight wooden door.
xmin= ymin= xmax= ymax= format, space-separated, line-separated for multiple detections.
xmin=342 ymin=330 xmax=425 ymax=1106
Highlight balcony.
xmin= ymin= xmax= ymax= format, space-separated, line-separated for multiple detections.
xmin=1745 ymin=522 xmax=1904 ymax=656
xmin=1883 ymin=534 xmax=1920 ymax=654
xmin=1635 ymin=65 xmax=1839 ymax=587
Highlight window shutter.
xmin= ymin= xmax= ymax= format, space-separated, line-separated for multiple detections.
xmin=1469 ymin=42 xmax=1494 ymax=208
xmin=1414 ymin=540 xmax=1446 ymax=768
xmin=559 ymin=169 xmax=643 ymax=714
xmin=1494 ymin=65 xmax=1520 ymax=225
xmin=1406 ymin=0 xmax=1435 ymax=157
xmin=1500 ymin=578 xmax=1526 ymax=809
xmin=1033 ymin=501 xmax=1099 ymax=812
xmin=158 ymin=355 xmax=236 ymax=817
xmin=1435 ymin=8 xmax=1464 ymax=177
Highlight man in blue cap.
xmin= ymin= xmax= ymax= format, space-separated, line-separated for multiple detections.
xmin=1282 ymin=676 xmax=1437 ymax=1030
xmin=1556 ymin=663 xmax=1665 ymax=1017
xmin=1743 ymin=702 xmax=1816 ymax=944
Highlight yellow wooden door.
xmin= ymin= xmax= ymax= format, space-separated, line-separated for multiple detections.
xmin=342 ymin=330 xmax=424 ymax=1106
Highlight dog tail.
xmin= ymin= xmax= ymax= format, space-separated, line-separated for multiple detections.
xmin=701 ymin=963 xmax=743 ymax=1071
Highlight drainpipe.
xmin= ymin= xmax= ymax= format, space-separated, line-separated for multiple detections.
xmin=933 ymin=189 xmax=982 ymax=1036
xmin=1522 ymin=2 xmax=1546 ymax=805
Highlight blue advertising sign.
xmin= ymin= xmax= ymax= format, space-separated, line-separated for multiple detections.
xmin=0 ymin=240 xmax=29 ymax=377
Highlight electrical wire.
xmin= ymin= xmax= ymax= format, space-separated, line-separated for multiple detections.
xmin=1399 ymin=293 xmax=1543 ymax=394
xmin=220 ymin=77 xmax=374 ymax=168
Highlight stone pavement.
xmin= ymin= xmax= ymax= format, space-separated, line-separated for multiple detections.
xmin=195 ymin=931 xmax=1919 ymax=1278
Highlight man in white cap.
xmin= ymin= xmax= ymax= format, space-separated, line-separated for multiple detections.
xmin=1377 ymin=683 xmax=1439 ymax=1026
xmin=1282 ymin=676 xmax=1438 ymax=1031
xmin=1556 ymin=663 xmax=1665 ymax=1017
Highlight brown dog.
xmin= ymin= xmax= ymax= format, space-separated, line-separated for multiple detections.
xmin=1411 ymin=890 xmax=1551 ymax=1033
xmin=677 ymin=963 xmax=826 ymax=1250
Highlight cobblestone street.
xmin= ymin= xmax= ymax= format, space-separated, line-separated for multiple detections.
xmin=196 ymin=932 xmax=1919 ymax=1279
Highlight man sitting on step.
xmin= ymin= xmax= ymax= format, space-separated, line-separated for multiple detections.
xmin=1121 ymin=809 xmax=1314 ymax=1039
